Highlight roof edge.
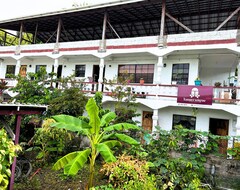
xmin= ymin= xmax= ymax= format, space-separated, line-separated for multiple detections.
xmin=0 ymin=0 xmax=144 ymax=24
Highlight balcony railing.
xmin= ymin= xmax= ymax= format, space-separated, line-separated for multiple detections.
xmin=2 ymin=78 xmax=240 ymax=104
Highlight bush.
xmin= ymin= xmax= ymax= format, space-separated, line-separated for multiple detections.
xmin=0 ymin=129 xmax=21 ymax=189
xmin=100 ymin=154 xmax=156 ymax=190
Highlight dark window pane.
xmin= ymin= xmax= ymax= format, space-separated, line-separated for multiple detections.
xmin=6 ymin=65 xmax=16 ymax=75
xmin=75 ymin=65 xmax=86 ymax=77
xmin=118 ymin=64 xmax=154 ymax=83
xmin=35 ymin=65 xmax=46 ymax=73
xmin=171 ymin=63 xmax=189 ymax=85
xmin=172 ymin=114 xmax=196 ymax=130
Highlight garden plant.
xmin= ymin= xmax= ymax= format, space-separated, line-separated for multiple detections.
xmin=51 ymin=98 xmax=140 ymax=189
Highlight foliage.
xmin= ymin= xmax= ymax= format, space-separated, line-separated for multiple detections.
xmin=51 ymin=98 xmax=140 ymax=189
xmin=10 ymin=68 xmax=59 ymax=104
xmin=0 ymin=129 xmax=21 ymax=189
xmin=144 ymin=125 xmax=220 ymax=189
xmin=227 ymin=140 xmax=240 ymax=160
xmin=100 ymin=154 xmax=156 ymax=190
xmin=48 ymin=87 xmax=88 ymax=117
xmin=0 ymin=30 xmax=35 ymax=46
xmin=105 ymin=75 xmax=140 ymax=125
xmin=27 ymin=118 xmax=73 ymax=164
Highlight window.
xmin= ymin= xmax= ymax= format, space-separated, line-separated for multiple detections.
xmin=172 ymin=64 xmax=189 ymax=85
xmin=172 ymin=114 xmax=196 ymax=130
xmin=6 ymin=65 xmax=16 ymax=76
xmin=35 ymin=65 xmax=46 ymax=73
xmin=75 ymin=65 xmax=86 ymax=77
xmin=118 ymin=64 xmax=154 ymax=83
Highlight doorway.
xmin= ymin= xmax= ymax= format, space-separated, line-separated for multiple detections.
xmin=141 ymin=111 xmax=153 ymax=144
xmin=209 ymin=118 xmax=229 ymax=154
xmin=19 ymin=65 xmax=27 ymax=77
xmin=142 ymin=111 xmax=153 ymax=132
xmin=92 ymin=65 xmax=105 ymax=91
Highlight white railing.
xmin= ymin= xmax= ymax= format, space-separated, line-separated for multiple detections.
xmin=1 ymin=78 xmax=240 ymax=104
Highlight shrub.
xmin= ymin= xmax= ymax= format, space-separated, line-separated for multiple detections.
xmin=0 ymin=129 xmax=21 ymax=189
xmin=100 ymin=154 xmax=156 ymax=190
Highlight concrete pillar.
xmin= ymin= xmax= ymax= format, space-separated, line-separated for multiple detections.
xmin=98 ymin=58 xmax=105 ymax=91
xmin=0 ymin=59 xmax=4 ymax=78
xmin=15 ymin=59 xmax=21 ymax=76
xmin=156 ymin=56 xmax=163 ymax=84
xmin=237 ymin=59 xmax=240 ymax=100
xmin=53 ymin=58 xmax=59 ymax=78
xmin=236 ymin=116 xmax=240 ymax=136
xmin=152 ymin=109 xmax=159 ymax=132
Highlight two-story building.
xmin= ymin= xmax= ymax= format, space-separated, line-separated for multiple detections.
xmin=0 ymin=0 xmax=240 ymax=151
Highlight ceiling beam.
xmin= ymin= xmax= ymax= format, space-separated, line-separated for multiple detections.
xmin=215 ymin=6 xmax=240 ymax=31
xmin=166 ymin=12 xmax=194 ymax=33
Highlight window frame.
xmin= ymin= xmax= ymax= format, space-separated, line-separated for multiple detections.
xmin=6 ymin=65 xmax=16 ymax=76
xmin=172 ymin=114 xmax=196 ymax=130
xmin=118 ymin=64 xmax=154 ymax=84
xmin=171 ymin=63 xmax=189 ymax=85
xmin=75 ymin=65 xmax=86 ymax=77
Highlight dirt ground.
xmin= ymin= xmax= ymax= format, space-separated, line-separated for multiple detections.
xmin=14 ymin=163 xmax=108 ymax=190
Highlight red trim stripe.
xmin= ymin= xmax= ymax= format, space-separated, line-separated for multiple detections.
xmin=0 ymin=39 xmax=236 ymax=54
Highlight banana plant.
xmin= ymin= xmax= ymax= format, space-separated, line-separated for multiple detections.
xmin=51 ymin=98 xmax=140 ymax=189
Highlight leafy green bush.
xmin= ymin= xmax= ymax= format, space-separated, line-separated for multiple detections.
xmin=100 ymin=154 xmax=156 ymax=190
xmin=27 ymin=118 xmax=72 ymax=163
xmin=0 ymin=129 xmax=21 ymax=189
xmin=48 ymin=87 xmax=88 ymax=117
xmin=145 ymin=126 xmax=219 ymax=189
xmin=228 ymin=141 xmax=240 ymax=160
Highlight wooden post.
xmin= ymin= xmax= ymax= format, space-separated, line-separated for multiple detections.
xmin=99 ymin=12 xmax=107 ymax=52
xmin=9 ymin=115 xmax=22 ymax=190
xmin=158 ymin=0 xmax=166 ymax=47
xmin=53 ymin=18 xmax=62 ymax=53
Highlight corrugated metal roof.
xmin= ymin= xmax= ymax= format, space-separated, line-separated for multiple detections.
xmin=0 ymin=0 xmax=239 ymax=44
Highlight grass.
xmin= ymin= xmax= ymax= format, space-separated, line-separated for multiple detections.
xmin=14 ymin=162 xmax=107 ymax=190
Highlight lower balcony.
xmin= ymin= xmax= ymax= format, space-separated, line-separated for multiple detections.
xmin=2 ymin=78 xmax=240 ymax=105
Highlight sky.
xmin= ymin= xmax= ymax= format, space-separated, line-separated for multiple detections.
xmin=0 ymin=0 xmax=118 ymax=21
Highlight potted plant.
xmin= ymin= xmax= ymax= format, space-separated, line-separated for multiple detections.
xmin=214 ymin=82 xmax=221 ymax=87
xmin=194 ymin=77 xmax=202 ymax=86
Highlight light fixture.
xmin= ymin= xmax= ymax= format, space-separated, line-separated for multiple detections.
xmin=163 ymin=63 xmax=167 ymax=67
xmin=29 ymin=65 xmax=32 ymax=68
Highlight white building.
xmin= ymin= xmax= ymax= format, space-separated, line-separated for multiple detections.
xmin=0 ymin=0 xmax=240 ymax=152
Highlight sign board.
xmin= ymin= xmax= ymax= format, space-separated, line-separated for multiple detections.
xmin=177 ymin=85 xmax=213 ymax=105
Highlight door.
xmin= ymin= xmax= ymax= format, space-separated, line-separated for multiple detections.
xmin=141 ymin=111 xmax=153 ymax=143
xmin=142 ymin=111 xmax=153 ymax=132
xmin=209 ymin=118 xmax=229 ymax=154
xmin=19 ymin=65 xmax=27 ymax=77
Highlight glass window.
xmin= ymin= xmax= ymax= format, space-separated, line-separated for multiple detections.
xmin=6 ymin=65 xmax=16 ymax=76
xmin=172 ymin=63 xmax=189 ymax=85
xmin=118 ymin=64 xmax=154 ymax=83
xmin=172 ymin=114 xmax=196 ymax=130
xmin=35 ymin=65 xmax=46 ymax=73
xmin=75 ymin=65 xmax=86 ymax=77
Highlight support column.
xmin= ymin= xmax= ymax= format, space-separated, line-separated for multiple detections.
xmin=9 ymin=115 xmax=22 ymax=190
xmin=15 ymin=22 xmax=23 ymax=55
xmin=236 ymin=116 xmax=240 ymax=136
xmin=237 ymin=59 xmax=240 ymax=101
xmin=53 ymin=58 xmax=59 ymax=78
xmin=98 ymin=58 xmax=105 ymax=91
xmin=99 ymin=12 xmax=107 ymax=52
xmin=158 ymin=0 xmax=166 ymax=47
xmin=152 ymin=109 xmax=159 ymax=133
xmin=15 ymin=59 xmax=21 ymax=76
xmin=53 ymin=18 xmax=61 ymax=54
xmin=156 ymin=56 xmax=163 ymax=84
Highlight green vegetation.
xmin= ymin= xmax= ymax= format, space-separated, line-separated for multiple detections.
xmin=0 ymin=129 xmax=21 ymax=189
xmin=51 ymin=98 xmax=140 ymax=189
xmin=100 ymin=154 xmax=156 ymax=190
